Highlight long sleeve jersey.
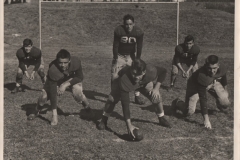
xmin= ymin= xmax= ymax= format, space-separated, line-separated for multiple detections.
xmin=44 ymin=56 xmax=84 ymax=109
xmin=16 ymin=46 xmax=42 ymax=71
xmin=118 ymin=65 xmax=167 ymax=120
xmin=190 ymin=64 xmax=227 ymax=115
xmin=113 ymin=25 xmax=144 ymax=59
xmin=173 ymin=43 xmax=200 ymax=65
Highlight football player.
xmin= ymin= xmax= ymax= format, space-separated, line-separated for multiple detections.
xmin=112 ymin=14 xmax=145 ymax=105
xmin=11 ymin=38 xmax=46 ymax=93
xmin=27 ymin=49 xmax=92 ymax=125
xmin=98 ymin=59 xmax=171 ymax=138
xmin=173 ymin=55 xmax=230 ymax=129
xmin=169 ymin=35 xmax=200 ymax=91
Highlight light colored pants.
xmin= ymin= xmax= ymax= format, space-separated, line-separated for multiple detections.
xmin=186 ymin=81 xmax=230 ymax=114
xmin=137 ymin=79 xmax=162 ymax=104
xmin=171 ymin=59 xmax=198 ymax=75
xmin=16 ymin=63 xmax=45 ymax=84
xmin=39 ymin=78 xmax=89 ymax=109
xmin=111 ymin=54 xmax=132 ymax=81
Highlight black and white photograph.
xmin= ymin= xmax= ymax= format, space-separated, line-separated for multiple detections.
xmin=2 ymin=0 xmax=238 ymax=159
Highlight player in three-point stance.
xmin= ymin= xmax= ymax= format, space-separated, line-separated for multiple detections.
xmin=169 ymin=35 xmax=200 ymax=91
xmin=97 ymin=59 xmax=171 ymax=138
xmin=11 ymin=38 xmax=46 ymax=93
xmin=27 ymin=49 xmax=93 ymax=125
xmin=112 ymin=14 xmax=145 ymax=105
xmin=173 ymin=55 xmax=230 ymax=129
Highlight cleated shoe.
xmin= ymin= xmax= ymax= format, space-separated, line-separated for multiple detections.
xmin=135 ymin=96 xmax=145 ymax=105
xmin=158 ymin=116 xmax=172 ymax=128
xmin=168 ymin=85 xmax=174 ymax=92
xmin=27 ymin=105 xmax=40 ymax=120
xmin=97 ymin=116 xmax=108 ymax=130
xmin=11 ymin=85 xmax=24 ymax=93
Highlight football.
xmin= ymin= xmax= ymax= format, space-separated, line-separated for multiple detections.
xmin=132 ymin=129 xmax=144 ymax=141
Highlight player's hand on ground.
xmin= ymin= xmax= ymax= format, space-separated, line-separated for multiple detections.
xmin=204 ymin=119 xmax=212 ymax=129
xmin=30 ymin=72 xmax=35 ymax=80
xmin=57 ymin=84 xmax=67 ymax=96
xmin=128 ymin=124 xmax=139 ymax=139
xmin=24 ymin=71 xmax=30 ymax=79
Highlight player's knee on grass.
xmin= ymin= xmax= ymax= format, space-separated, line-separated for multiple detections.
xmin=217 ymin=97 xmax=231 ymax=110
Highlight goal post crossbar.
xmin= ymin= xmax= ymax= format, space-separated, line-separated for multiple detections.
xmin=39 ymin=1 xmax=180 ymax=49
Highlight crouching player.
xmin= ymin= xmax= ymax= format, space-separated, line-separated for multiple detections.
xmin=169 ymin=35 xmax=200 ymax=91
xmin=27 ymin=49 xmax=92 ymax=125
xmin=173 ymin=55 xmax=230 ymax=129
xmin=12 ymin=38 xmax=46 ymax=93
xmin=97 ymin=59 xmax=171 ymax=138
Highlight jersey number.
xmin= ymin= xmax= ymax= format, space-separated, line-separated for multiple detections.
xmin=121 ymin=36 xmax=136 ymax=44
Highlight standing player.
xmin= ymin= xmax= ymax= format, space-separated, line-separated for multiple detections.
xmin=27 ymin=49 xmax=92 ymax=125
xmin=112 ymin=14 xmax=145 ymax=105
xmin=12 ymin=38 xmax=46 ymax=93
xmin=173 ymin=55 xmax=230 ymax=129
xmin=169 ymin=35 xmax=200 ymax=91
xmin=98 ymin=59 xmax=171 ymax=138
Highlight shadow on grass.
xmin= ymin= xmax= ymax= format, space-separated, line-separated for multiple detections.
xmin=21 ymin=103 xmax=83 ymax=124
xmin=105 ymin=127 xmax=138 ymax=142
xmin=140 ymin=104 xmax=174 ymax=116
xmin=83 ymin=90 xmax=108 ymax=103
xmin=4 ymin=82 xmax=42 ymax=92
xmin=65 ymin=89 xmax=108 ymax=103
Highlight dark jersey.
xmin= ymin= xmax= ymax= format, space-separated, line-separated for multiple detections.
xmin=189 ymin=64 xmax=227 ymax=115
xmin=47 ymin=56 xmax=84 ymax=86
xmin=113 ymin=25 xmax=144 ymax=59
xmin=16 ymin=46 xmax=42 ymax=71
xmin=173 ymin=43 xmax=200 ymax=65
xmin=118 ymin=65 xmax=167 ymax=120
xmin=44 ymin=56 xmax=84 ymax=110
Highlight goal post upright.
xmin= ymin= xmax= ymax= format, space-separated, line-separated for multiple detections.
xmin=39 ymin=0 xmax=179 ymax=49
xmin=39 ymin=0 xmax=42 ymax=49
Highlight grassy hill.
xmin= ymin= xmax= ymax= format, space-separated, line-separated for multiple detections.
xmin=4 ymin=2 xmax=234 ymax=48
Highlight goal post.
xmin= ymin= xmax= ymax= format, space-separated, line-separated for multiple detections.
xmin=39 ymin=0 xmax=180 ymax=50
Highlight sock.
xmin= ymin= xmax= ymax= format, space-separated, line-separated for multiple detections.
xmin=135 ymin=92 xmax=140 ymax=96
xmin=103 ymin=111 xmax=111 ymax=117
xmin=157 ymin=112 xmax=164 ymax=117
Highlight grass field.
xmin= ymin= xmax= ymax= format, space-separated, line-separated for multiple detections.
xmin=4 ymin=2 xmax=234 ymax=160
